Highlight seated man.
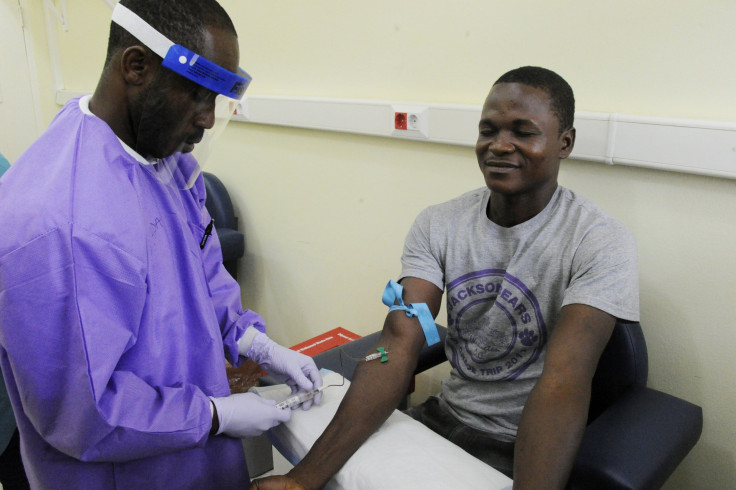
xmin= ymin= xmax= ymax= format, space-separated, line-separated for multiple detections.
xmin=252 ymin=66 xmax=639 ymax=490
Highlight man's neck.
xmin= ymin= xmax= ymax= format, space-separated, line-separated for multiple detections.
xmin=88 ymin=79 xmax=137 ymax=151
xmin=487 ymin=183 xmax=558 ymax=227
xmin=84 ymin=93 xmax=151 ymax=166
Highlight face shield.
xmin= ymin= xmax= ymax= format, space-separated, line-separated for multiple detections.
xmin=111 ymin=3 xmax=251 ymax=189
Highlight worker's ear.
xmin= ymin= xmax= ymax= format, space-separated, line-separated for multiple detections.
xmin=121 ymin=46 xmax=155 ymax=87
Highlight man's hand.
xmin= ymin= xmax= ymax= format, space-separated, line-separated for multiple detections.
xmin=249 ymin=475 xmax=304 ymax=490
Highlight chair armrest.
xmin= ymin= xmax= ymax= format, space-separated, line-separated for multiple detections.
xmin=312 ymin=325 xmax=449 ymax=381
xmin=568 ymin=387 xmax=703 ymax=490
xmin=259 ymin=332 xmax=382 ymax=387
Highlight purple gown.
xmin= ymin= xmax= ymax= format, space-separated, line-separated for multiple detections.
xmin=0 ymin=97 xmax=264 ymax=488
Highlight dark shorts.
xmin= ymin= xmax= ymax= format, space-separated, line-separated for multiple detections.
xmin=404 ymin=396 xmax=515 ymax=478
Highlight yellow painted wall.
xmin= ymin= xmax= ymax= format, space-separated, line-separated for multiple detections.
xmin=20 ymin=1 xmax=736 ymax=488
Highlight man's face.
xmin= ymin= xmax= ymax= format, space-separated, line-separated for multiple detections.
xmin=475 ymin=82 xmax=574 ymax=198
xmin=131 ymin=26 xmax=240 ymax=159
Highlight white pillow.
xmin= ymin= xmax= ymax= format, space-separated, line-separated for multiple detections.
xmin=255 ymin=370 xmax=513 ymax=490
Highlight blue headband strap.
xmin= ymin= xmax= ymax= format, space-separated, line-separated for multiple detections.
xmin=112 ymin=3 xmax=251 ymax=99
xmin=162 ymin=45 xmax=250 ymax=99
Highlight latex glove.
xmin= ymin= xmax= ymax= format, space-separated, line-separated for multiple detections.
xmin=246 ymin=332 xmax=323 ymax=409
xmin=210 ymin=393 xmax=290 ymax=438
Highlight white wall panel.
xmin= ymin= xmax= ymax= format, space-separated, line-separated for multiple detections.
xmin=230 ymin=95 xmax=736 ymax=180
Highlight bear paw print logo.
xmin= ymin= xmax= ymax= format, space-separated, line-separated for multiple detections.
xmin=519 ymin=328 xmax=538 ymax=347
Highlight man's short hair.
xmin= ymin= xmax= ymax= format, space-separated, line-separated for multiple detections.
xmin=494 ymin=66 xmax=575 ymax=133
xmin=105 ymin=0 xmax=236 ymax=65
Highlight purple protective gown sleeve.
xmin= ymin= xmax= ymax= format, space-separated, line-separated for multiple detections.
xmin=196 ymin=197 xmax=266 ymax=366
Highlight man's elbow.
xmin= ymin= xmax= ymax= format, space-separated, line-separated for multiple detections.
xmin=381 ymin=313 xmax=429 ymax=357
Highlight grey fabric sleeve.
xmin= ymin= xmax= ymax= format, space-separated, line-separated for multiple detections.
xmin=562 ymin=220 xmax=640 ymax=321
xmin=399 ymin=208 xmax=445 ymax=291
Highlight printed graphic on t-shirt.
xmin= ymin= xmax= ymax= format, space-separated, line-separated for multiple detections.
xmin=446 ymin=269 xmax=547 ymax=381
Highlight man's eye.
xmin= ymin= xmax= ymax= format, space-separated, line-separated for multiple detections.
xmin=192 ymin=87 xmax=216 ymax=103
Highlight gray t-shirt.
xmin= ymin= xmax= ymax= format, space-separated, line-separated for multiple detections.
xmin=400 ymin=186 xmax=639 ymax=442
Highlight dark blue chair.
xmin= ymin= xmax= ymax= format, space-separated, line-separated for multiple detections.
xmin=203 ymin=172 xmax=244 ymax=280
xmin=311 ymin=320 xmax=703 ymax=490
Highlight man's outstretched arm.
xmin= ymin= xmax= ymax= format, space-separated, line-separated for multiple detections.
xmin=251 ymin=278 xmax=443 ymax=490
xmin=512 ymin=304 xmax=615 ymax=489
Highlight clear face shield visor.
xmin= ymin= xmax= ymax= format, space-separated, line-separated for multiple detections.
xmin=111 ymin=4 xmax=251 ymax=189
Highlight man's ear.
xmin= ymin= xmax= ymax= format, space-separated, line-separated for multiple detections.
xmin=121 ymin=46 xmax=153 ymax=86
xmin=558 ymin=127 xmax=576 ymax=159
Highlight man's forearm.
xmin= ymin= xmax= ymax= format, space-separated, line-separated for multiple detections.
xmin=512 ymin=381 xmax=590 ymax=489
xmin=288 ymin=324 xmax=423 ymax=489
xmin=512 ymin=305 xmax=615 ymax=489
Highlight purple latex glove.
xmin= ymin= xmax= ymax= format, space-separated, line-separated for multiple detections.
xmin=210 ymin=393 xmax=290 ymax=438
xmin=246 ymin=332 xmax=323 ymax=410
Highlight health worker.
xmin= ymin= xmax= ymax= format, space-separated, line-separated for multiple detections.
xmin=0 ymin=1 xmax=321 ymax=488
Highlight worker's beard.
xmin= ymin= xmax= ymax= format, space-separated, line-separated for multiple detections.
xmin=130 ymin=70 xmax=187 ymax=160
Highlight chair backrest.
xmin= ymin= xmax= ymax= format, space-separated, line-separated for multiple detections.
xmin=203 ymin=172 xmax=238 ymax=230
xmin=588 ymin=320 xmax=649 ymax=423
xmin=0 ymin=152 xmax=10 ymax=178
xmin=314 ymin=320 xmax=649 ymax=425
xmin=202 ymin=172 xmax=244 ymax=279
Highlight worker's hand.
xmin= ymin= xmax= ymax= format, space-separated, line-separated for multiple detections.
xmin=247 ymin=332 xmax=323 ymax=410
xmin=249 ymin=475 xmax=305 ymax=490
xmin=210 ymin=393 xmax=290 ymax=438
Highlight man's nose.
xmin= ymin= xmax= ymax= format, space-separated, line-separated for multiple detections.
xmin=490 ymin=133 xmax=514 ymax=155
xmin=194 ymin=100 xmax=216 ymax=129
